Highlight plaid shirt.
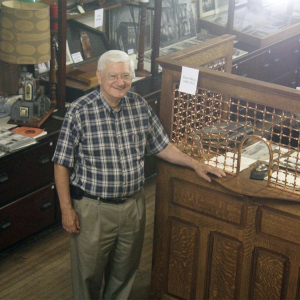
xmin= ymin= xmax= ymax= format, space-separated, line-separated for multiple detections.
xmin=52 ymin=88 xmax=169 ymax=198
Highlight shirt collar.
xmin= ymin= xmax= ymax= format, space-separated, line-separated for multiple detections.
xmin=99 ymin=89 xmax=126 ymax=114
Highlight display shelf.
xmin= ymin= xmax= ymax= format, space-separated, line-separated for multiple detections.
xmin=199 ymin=3 xmax=300 ymax=48
xmin=66 ymin=0 xmax=137 ymax=20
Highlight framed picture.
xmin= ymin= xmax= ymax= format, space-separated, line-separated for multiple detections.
xmin=199 ymin=0 xmax=240 ymax=18
xmin=34 ymin=61 xmax=50 ymax=78
xmin=199 ymin=0 xmax=217 ymax=17
xmin=109 ymin=5 xmax=152 ymax=55
xmin=160 ymin=0 xmax=197 ymax=49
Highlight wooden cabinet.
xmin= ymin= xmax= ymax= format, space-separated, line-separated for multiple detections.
xmin=199 ymin=1 xmax=300 ymax=49
xmin=0 ymin=121 xmax=61 ymax=251
xmin=232 ymin=35 xmax=300 ymax=87
xmin=0 ymin=184 xmax=56 ymax=251
xmin=151 ymin=34 xmax=300 ymax=299
xmin=233 ymin=50 xmax=270 ymax=81
xmin=151 ymin=160 xmax=300 ymax=300
xmin=0 ymin=137 xmax=57 ymax=206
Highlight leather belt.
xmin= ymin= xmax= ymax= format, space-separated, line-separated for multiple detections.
xmin=82 ymin=191 xmax=131 ymax=204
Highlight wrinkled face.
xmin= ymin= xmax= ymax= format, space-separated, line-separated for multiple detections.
xmin=96 ymin=61 xmax=133 ymax=103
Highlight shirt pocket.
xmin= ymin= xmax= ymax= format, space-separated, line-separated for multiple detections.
xmin=129 ymin=132 xmax=146 ymax=159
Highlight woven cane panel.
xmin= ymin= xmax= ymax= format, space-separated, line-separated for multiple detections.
xmin=171 ymin=83 xmax=300 ymax=194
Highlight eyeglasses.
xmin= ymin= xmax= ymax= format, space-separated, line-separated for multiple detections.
xmin=104 ymin=73 xmax=132 ymax=82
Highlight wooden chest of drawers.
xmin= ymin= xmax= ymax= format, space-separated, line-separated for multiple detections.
xmin=0 ymin=137 xmax=57 ymax=206
xmin=0 ymin=122 xmax=61 ymax=252
xmin=0 ymin=183 xmax=56 ymax=251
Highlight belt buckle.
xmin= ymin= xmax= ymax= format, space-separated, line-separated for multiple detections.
xmin=116 ymin=197 xmax=127 ymax=204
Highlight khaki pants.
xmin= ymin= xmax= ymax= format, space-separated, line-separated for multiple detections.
xmin=70 ymin=189 xmax=145 ymax=300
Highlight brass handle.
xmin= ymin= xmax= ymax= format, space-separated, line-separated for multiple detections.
xmin=40 ymin=200 xmax=52 ymax=211
xmin=39 ymin=155 xmax=50 ymax=165
xmin=0 ymin=173 xmax=8 ymax=184
xmin=0 ymin=219 xmax=12 ymax=230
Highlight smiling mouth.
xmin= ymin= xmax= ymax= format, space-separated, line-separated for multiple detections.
xmin=113 ymin=86 xmax=126 ymax=90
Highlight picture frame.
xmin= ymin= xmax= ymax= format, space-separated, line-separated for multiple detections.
xmin=160 ymin=0 xmax=197 ymax=49
xmin=109 ymin=5 xmax=152 ymax=55
xmin=34 ymin=61 xmax=50 ymax=78
xmin=199 ymin=0 xmax=241 ymax=19
xmin=199 ymin=0 xmax=217 ymax=18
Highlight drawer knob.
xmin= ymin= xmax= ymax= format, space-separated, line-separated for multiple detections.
xmin=39 ymin=155 xmax=50 ymax=165
xmin=40 ymin=200 xmax=52 ymax=211
xmin=0 ymin=219 xmax=12 ymax=230
xmin=0 ymin=173 xmax=8 ymax=184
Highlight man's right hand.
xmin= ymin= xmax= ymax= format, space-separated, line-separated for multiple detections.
xmin=62 ymin=208 xmax=80 ymax=234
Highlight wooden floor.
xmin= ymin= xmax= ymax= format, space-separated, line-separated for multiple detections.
xmin=0 ymin=176 xmax=157 ymax=300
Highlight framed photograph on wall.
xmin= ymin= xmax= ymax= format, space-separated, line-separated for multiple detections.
xmin=199 ymin=0 xmax=217 ymax=17
xmin=199 ymin=0 xmax=237 ymax=18
xmin=109 ymin=5 xmax=152 ymax=55
xmin=34 ymin=61 xmax=50 ymax=78
xmin=160 ymin=0 xmax=197 ymax=49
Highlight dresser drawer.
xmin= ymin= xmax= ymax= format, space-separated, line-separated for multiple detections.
xmin=234 ymin=50 xmax=270 ymax=82
xmin=0 ymin=183 xmax=56 ymax=251
xmin=271 ymin=69 xmax=298 ymax=88
xmin=269 ymin=38 xmax=300 ymax=82
xmin=0 ymin=140 xmax=56 ymax=205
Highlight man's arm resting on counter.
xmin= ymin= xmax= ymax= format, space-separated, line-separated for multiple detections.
xmin=155 ymin=143 xmax=226 ymax=182
xmin=54 ymin=163 xmax=80 ymax=233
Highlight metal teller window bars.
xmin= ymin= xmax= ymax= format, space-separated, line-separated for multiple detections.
xmin=171 ymin=83 xmax=300 ymax=194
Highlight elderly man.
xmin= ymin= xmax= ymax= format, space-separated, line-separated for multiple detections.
xmin=53 ymin=50 xmax=225 ymax=300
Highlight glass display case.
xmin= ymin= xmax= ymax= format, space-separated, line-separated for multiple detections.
xmin=199 ymin=0 xmax=300 ymax=48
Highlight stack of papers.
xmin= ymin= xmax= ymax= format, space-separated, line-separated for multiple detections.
xmin=0 ymin=128 xmax=37 ymax=156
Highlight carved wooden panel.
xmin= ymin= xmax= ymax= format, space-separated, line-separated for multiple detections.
xmin=151 ymin=160 xmax=300 ymax=300
xmin=205 ymin=232 xmax=243 ymax=300
xmin=257 ymin=207 xmax=300 ymax=246
xmin=171 ymin=178 xmax=246 ymax=227
xmin=249 ymin=247 xmax=290 ymax=300
xmin=296 ymin=268 xmax=300 ymax=300
xmin=167 ymin=218 xmax=199 ymax=300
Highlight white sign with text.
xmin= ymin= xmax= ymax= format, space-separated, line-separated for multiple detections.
xmin=94 ymin=9 xmax=104 ymax=27
xmin=179 ymin=66 xmax=199 ymax=96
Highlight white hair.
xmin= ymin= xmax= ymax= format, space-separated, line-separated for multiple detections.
xmin=97 ymin=50 xmax=134 ymax=74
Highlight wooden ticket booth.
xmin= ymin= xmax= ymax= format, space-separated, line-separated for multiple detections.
xmin=150 ymin=35 xmax=300 ymax=300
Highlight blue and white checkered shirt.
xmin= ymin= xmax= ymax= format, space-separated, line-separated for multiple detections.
xmin=52 ymin=88 xmax=169 ymax=198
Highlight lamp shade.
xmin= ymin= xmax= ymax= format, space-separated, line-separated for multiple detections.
xmin=0 ymin=1 xmax=50 ymax=64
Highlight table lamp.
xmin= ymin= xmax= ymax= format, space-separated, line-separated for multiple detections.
xmin=135 ymin=0 xmax=150 ymax=77
xmin=0 ymin=0 xmax=55 ymax=127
